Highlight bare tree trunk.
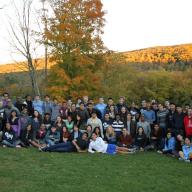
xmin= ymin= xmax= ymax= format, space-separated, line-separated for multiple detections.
xmin=7 ymin=0 xmax=41 ymax=97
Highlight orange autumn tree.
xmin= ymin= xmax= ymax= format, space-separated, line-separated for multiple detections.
xmin=44 ymin=0 xmax=106 ymax=98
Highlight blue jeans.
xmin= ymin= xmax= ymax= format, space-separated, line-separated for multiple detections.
xmin=45 ymin=139 xmax=56 ymax=146
xmin=2 ymin=140 xmax=16 ymax=147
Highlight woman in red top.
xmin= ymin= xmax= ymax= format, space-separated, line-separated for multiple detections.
xmin=184 ymin=108 xmax=192 ymax=138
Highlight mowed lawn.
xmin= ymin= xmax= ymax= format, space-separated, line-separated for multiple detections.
xmin=0 ymin=149 xmax=191 ymax=192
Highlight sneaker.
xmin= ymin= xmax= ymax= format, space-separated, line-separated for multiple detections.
xmin=179 ymin=157 xmax=184 ymax=161
xmin=185 ymin=159 xmax=190 ymax=163
xmin=2 ymin=145 xmax=6 ymax=148
xmin=38 ymin=147 xmax=43 ymax=152
xmin=16 ymin=145 xmax=21 ymax=148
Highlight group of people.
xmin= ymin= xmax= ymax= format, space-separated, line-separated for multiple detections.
xmin=0 ymin=92 xmax=192 ymax=162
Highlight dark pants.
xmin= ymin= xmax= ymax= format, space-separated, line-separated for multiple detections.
xmin=42 ymin=142 xmax=75 ymax=152
xmin=151 ymin=139 xmax=163 ymax=150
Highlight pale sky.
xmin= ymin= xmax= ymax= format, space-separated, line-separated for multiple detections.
xmin=0 ymin=0 xmax=192 ymax=64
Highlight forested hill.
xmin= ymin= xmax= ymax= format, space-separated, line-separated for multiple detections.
xmin=1 ymin=43 xmax=192 ymax=103
xmin=123 ymin=43 xmax=192 ymax=65
xmin=1 ymin=43 xmax=192 ymax=73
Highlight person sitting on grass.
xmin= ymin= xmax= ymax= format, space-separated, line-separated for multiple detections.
xmin=45 ymin=126 xmax=60 ymax=147
xmin=118 ymin=128 xmax=133 ymax=148
xmin=53 ymin=116 xmax=64 ymax=131
xmin=41 ymin=132 xmax=89 ymax=153
xmin=179 ymin=137 xmax=192 ymax=162
xmin=173 ymin=134 xmax=184 ymax=157
xmin=20 ymin=124 xmax=47 ymax=148
xmin=64 ymin=115 xmax=74 ymax=132
xmin=159 ymin=131 xmax=176 ymax=155
xmin=70 ymin=124 xmax=82 ymax=140
xmin=135 ymin=126 xmax=147 ymax=151
xmin=1 ymin=123 xmax=20 ymax=148
xmin=93 ymin=126 xmax=102 ymax=138
xmin=20 ymin=124 xmax=34 ymax=147
xmin=104 ymin=125 xmax=117 ymax=144
xmin=149 ymin=123 xmax=163 ymax=151
xmin=86 ymin=124 xmax=93 ymax=139
xmin=88 ymin=132 xmax=133 ymax=154
xmin=43 ymin=113 xmax=52 ymax=130
xmin=60 ymin=126 xmax=71 ymax=143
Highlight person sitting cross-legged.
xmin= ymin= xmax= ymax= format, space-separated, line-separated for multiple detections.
xmin=1 ymin=123 xmax=20 ymax=148
xmin=45 ymin=126 xmax=60 ymax=147
xmin=118 ymin=128 xmax=133 ymax=149
xmin=135 ymin=126 xmax=147 ymax=151
xmin=158 ymin=130 xmax=176 ymax=155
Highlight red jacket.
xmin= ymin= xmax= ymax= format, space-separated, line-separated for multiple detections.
xmin=184 ymin=116 xmax=192 ymax=137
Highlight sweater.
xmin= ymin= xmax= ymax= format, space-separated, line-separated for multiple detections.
xmin=118 ymin=134 xmax=132 ymax=147
xmin=142 ymin=109 xmax=156 ymax=124
xmin=88 ymin=137 xmax=108 ymax=153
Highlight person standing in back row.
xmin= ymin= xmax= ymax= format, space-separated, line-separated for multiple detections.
xmin=157 ymin=104 xmax=169 ymax=138
xmin=32 ymin=95 xmax=43 ymax=115
xmin=184 ymin=108 xmax=192 ymax=139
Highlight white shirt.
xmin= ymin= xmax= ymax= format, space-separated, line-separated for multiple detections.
xmin=88 ymin=137 xmax=108 ymax=154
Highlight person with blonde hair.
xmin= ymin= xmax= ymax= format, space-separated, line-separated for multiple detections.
xmin=105 ymin=125 xmax=117 ymax=144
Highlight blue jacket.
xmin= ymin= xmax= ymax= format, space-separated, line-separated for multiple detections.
xmin=163 ymin=137 xmax=176 ymax=151
xmin=182 ymin=144 xmax=192 ymax=160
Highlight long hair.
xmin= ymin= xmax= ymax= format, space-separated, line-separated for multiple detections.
xmin=93 ymin=127 xmax=102 ymax=137
xmin=105 ymin=126 xmax=116 ymax=138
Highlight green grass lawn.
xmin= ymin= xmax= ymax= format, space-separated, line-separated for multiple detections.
xmin=0 ymin=149 xmax=191 ymax=192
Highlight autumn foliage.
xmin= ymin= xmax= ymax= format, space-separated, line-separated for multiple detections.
xmin=43 ymin=0 xmax=105 ymax=98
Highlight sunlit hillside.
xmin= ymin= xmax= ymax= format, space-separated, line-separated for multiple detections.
xmin=123 ymin=43 xmax=192 ymax=64
xmin=0 ymin=58 xmax=55 ymax=74
xmin=1 ymin=44 xmax=192 ymax=74
xmin=1 ymin=44 xmax=192 ymax=103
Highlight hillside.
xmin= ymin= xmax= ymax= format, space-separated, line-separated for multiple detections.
xmin=0 ymin=44 xmax=192 ymax=73
xmin=1 ymin=43 xmax=192 ymax=103
xmin=0 ymin=58 xmax=55 ymax=74
xmin=123 ymin=43 xmax=192 ymax=64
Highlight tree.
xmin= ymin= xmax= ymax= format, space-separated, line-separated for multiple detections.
xmin=7 ymin=0 xmax=41 ymax=96
xmin=44 ymin=0 xmax=106 ymax=98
